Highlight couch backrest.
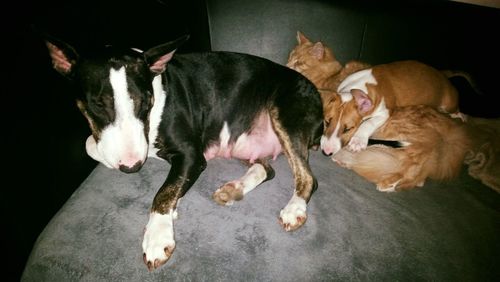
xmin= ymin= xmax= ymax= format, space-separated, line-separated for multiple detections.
xmin=206 ymin=0 xmax=500 ymax=117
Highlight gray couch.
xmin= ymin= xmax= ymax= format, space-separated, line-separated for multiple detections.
xmin=21 ymin=0 xmax=500 ymax=281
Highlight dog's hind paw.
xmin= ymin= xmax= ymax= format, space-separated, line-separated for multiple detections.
xmin=213 ymin=182 xmax=244 ymax=206
xmin=279 ymin=195 xmax=307 ymax=231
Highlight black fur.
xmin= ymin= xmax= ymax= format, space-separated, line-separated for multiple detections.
xmin=44 ymin=35 xmax=323 ymax=269
xmin=151 ymin=51 xmax=323 ymax=210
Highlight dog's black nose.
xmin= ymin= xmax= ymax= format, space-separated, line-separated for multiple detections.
xmin=119 ymin=161 xmax=143 ymax=173
xmin=322 ymin=150 xmax=333 ymax=157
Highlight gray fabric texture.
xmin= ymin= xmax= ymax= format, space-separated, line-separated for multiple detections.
xmin=22 ymin=151 xmax=499 ymax=281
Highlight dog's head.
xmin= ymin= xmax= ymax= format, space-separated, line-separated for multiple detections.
xmin=44 ymin=35 xmax=189 ymax=173
xmin=320 ymin=89 xmax=374 ymax=156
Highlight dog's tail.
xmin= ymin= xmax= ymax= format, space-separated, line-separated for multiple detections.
xmin=368 ymin=139 xmax=408 ymax=148
xmin=441 ymin=69 xmax=484 ymax=96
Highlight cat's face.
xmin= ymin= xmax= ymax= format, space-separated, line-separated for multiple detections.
xmin=286 ymin=32 xmax=342 ymax=87
xmin=287 ymin=35 xmax=327 ymax=73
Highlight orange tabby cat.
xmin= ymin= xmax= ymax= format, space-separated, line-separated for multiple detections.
xmin=286 ymin=31 xmax=369 ymax=123
xmin=332 ymin=105 xmax=500 ymax=193
xmin=332 ymin=105 xmax=471 ymax=191
xmin=286 ymin=31 xmax=370 ymax=93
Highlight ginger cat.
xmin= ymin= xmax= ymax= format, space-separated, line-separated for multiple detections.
xmin=333 ymin=105 xmax=500 ymax=193
xmin=332 ymin=105 xmax=470 ymax=191
xmin=286 ymin=31 xmax=369 ymax=95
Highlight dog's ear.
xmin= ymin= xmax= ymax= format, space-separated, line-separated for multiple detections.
xmin=144 ymin=34 xmax=190 ymax=74
xmin=351 ymin=89 xmax=373 ymax=115
xmin=44 ymin=36 xmax=79 ymax=77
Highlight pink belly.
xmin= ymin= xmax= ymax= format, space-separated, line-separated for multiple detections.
xmin=203 ymin=113 xmax=282 ymax=163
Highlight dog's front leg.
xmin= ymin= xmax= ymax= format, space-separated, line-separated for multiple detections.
xmin=142 ymin=151 xmax=206 ymax=271
xmin=348 ymin=113 xmax=388 ymax=152
xmin=212 ymin=159 xmax=275 ymax=206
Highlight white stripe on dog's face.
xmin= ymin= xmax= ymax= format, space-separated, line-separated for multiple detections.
xmin=147 ymin=75 xmax=166 ymax=159
xmin=320 ymin=116 xmax=342 ymax=156
xmin=91 ymin=67 xmax=148 ymax=170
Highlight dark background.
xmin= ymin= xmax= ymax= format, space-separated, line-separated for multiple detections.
xmin=4 ymin=0 xmax=500 ymax=280
xmin=5 ymin=0 xmax=210 ymax=280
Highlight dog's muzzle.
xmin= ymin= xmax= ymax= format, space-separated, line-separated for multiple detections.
xmin=85 ymin=135 xmax=146 ymax=172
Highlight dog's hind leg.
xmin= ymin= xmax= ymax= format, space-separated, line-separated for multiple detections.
xmin=212 ymin=159 xmax=275 ymax=206
xmin=269 ymin=109 xmax=318 ymax=232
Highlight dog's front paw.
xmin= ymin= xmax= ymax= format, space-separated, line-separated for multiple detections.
xmin=347 ymin=136 xmax=368 ymax=152
xmin=142 ymin=211 xmax=176 ymax=271
xmin=212 ymin=181 xmax=244 ymax=206
xmin=279 ymin=195 xmax=307 ymax=231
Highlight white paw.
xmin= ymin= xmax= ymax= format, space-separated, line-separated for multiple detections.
xmin=279 ymin=194 xmax=307 ymax=231
xmin=450 ymin=112 xmax=467 ymax=122
xmin=347 ymin=135 xmax=368 ymax=152
xmin=142 ymin=211 xmax=176 ymax=271
xmin=376 ymin=180 xmax=400 ymax=192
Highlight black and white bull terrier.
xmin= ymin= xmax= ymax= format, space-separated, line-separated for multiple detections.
xmin=44 ymin=34 xmax=323 ymax=271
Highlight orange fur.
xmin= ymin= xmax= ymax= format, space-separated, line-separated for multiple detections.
xmin=462 ymin=117 xmax=500 ymax=193
xmin=286 ymin=31 xmax=369 ymax=135
xmin=333 ymin=105 xmax=471 ymax=191
xmin=368 ymin=61 xmax=460 ymax=112
xmin=287 ymin=32 xmax=464 ymax=154
xmin=334 ymin=106 xmax=500 ymax=193
xmin=286 ymin=31 xmax=369 ymax=92
xmin=287 ymin=32 xmax=500 ymax=193
xmin=328 ymin=60 xmax=465 ymax=151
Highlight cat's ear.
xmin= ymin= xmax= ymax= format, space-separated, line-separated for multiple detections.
xmin=309 ymin=42 xmax=325 ymax=59
xmin=296 ymin=31 xmax=311 ymax=44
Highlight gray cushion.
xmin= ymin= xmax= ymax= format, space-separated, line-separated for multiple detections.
xmin=22 ymin=151 xmax=499 ymax=281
